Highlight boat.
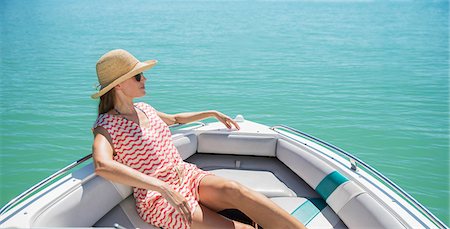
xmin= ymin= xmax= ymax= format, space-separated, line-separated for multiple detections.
xmin=0 ymin=116 xmax=447 ymax=228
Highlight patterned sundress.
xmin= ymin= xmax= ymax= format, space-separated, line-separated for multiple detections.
xmin=93 ymin=102 xmax=210 ymax=229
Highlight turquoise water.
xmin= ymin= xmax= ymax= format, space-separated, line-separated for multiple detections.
xmin=1 ymin=0 xmax=448 ymax=224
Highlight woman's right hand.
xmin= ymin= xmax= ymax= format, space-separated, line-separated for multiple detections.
xmin=160 ymin=184 xmax=192 ymax=224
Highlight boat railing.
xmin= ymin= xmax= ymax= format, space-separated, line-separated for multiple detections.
xmin=270 ymin=124 xmax=448 ymax=229
xmin=0 ymin=154 xmax=93 ymax=215
xmin=167 ymin=121 xmax=206 ymax=130
xmin=0 ymin=122 xmax=206 ymax=216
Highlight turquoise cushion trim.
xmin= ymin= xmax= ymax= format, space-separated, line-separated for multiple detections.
xmin=291 ymin=198 xmax=327 ymax=225
xmin=315 ymin=171 xmax=349 ymax=200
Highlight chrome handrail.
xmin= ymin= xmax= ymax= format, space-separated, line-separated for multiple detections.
xmin=169 ymin=121 xmax=206 ymax=129
xmin=270 ymin=125 xmax=448 ymax=229
xmin=0 ymin=154 xmax=93 ymax=215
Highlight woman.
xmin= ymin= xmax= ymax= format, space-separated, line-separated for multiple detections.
xmin=91 ymin=49 xmax=306 ymax=229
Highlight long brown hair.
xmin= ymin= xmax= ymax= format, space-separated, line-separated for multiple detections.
xmin=98 ymin=89 xmax=116 ymax=115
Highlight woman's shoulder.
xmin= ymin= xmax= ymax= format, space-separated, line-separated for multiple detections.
xmin=93 ymin=113 xmax=114 ymax=128
xmin=134 ymin=102 xmax=156 ymax=113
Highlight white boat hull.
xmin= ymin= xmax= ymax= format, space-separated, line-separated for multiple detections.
xmin=0 ymin=119 xmax=444 ymax=228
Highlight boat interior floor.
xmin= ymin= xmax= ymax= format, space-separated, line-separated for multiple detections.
xmin=94 ymin=154 xmax=348 ymax=228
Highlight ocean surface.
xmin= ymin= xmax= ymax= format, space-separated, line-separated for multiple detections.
xmin=1 ymin=0 xmax=448 ymax=224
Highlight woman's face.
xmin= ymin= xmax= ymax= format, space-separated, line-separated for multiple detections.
xmin=116 ymin=73 xmax=147 ymax=98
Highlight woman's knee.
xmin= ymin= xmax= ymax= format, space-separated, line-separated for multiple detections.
xmin=199 ymin=176 xmax=253 ymax=209
xmin=222 ymin=181 xmax=251 ymax=203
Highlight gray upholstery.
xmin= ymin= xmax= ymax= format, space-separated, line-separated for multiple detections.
xmin=95 ymin=196 xmax=158 ymax=229
xmin=327 ymin=181 xmax=365 ymax=213
xmin=32 ymin=175 xmax=127 ymax=227
xmin=210 ymin=169 xmax=296 ymax=197
xmin=197 ymin=132 xmax=277 ymax=157
xmin=173 ymin=133 xmax=197 ymax=160
xmin=276 ymin=139 xmax=334 ymax=189
xmin=94 ymin=202 xmax=136 ymax=228
xmin=186 ymin=154 xmax=319 ymax=198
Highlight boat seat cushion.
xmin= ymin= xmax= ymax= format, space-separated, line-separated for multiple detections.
xmin=276 ymin=139 xmax=335 ymax=190
xmin=270 ymin=197 xmax=347 ymax=228
xmin=95 ymin=195 xmax=158 ymax=229
xmin=276 ymin=139 xmax=405 ymax=228
xmin=338 ymin=193 xmax=405 ymax=228
xmin=173 ymin=133 xmax=198 ymax=160
xmin=197 ymin=133 xmax=277 ymax=157
xmin=30 ymin=166 xmax=133 ymax=227
xmin=210 ymin=169 xmax=296 ymax=197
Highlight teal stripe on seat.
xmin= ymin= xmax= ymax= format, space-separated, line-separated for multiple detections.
xmin=291 ymin=198 xmax=327 ymax=225
xmin=315 ymin=171 xmax=349 ymax=200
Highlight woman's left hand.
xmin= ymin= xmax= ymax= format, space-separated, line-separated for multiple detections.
xmin=214 ymin=111 xmax=240 ymax=130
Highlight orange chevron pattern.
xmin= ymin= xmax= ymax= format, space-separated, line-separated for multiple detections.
xmin=94 ymin=102 xmax=210 ymax=229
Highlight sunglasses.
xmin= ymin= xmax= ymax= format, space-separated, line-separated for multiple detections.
xmin=134 ymin=73 xmax=144 ymax=82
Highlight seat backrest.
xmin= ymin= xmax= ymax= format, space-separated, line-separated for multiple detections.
xmin=31 ymin=169 xmax=131 ymax=227
xmin=173 ymin=133 xmax=198 ymax=160
xmin=276 ymin=138 xmax=405 ymax=229
xmin=197 ymin=132 xmax=277 ymax=157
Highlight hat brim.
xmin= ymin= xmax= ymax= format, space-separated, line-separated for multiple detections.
xmin=91 ymin=60 xmax=157 ymax=99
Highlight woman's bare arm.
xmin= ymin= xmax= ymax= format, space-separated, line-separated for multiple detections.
xmin=92 ymin=127 xmax=192 ymax=223
xmin=157 ymin=110 xmax=240 ymax=130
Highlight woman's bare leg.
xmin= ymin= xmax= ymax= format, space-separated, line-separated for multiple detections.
xmin=198 ymin=175 xmax=307 ymax=229
xmin=191 ymin=203 xmax=254 ymax=229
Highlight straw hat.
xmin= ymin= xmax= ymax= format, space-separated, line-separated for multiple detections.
xmin=91 ymin=49 xmax=157 ymax=99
